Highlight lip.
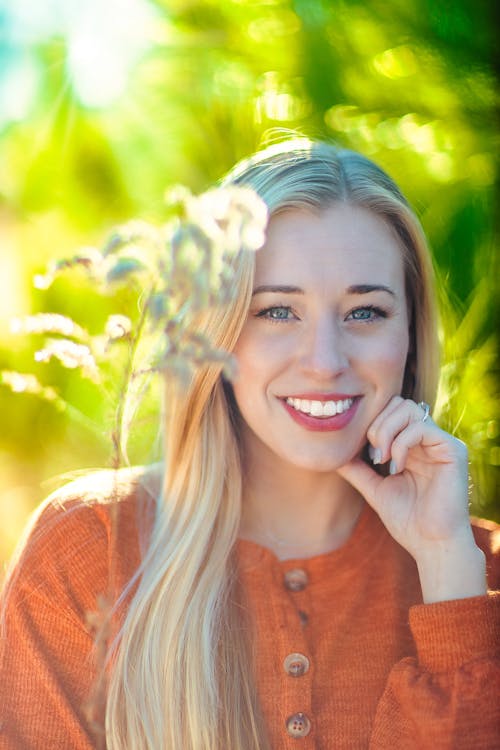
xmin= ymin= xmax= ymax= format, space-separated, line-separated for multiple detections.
xmin=281 ymin=395 xmax=362 ymax=432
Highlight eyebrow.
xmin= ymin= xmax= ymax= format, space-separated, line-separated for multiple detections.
xmin=346 ymin=284 xmax=395 ymax=297
xmin=252 ymin=283 xmax=395 ymax=296
xmin=252 ymin=285 xmax=304 ymax=296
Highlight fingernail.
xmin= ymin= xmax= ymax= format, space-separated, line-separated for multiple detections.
xmin=389 ymin=459 xmax=397 ymax=475
xmin=370 ymin=447 xmax=382 ymax=465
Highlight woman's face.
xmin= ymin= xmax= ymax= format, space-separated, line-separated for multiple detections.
xmin=232 ymin=202 xmax=410 ymax=473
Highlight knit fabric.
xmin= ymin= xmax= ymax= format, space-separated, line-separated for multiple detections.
xmin=1 ymin=468 xmax=499 ymax=749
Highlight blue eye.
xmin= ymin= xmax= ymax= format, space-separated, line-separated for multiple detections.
xmin=347 ymin=305 xmax=386 ymax=321
xmin=256 ymin=305 xmax=294 ymax=321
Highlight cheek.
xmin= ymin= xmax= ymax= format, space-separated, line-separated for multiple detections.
xmin=233 ymin=332 xmax=261 ymax=384
xmin=232 ymin=333 xmax=266 ymax=409
xmin=380 ymin=335 xmax=410 ymax=385
xmin=357 ymin=331 xmax=409 ymax=379
xmin=233 ymin=329 xmax=289 ymax=382
xmin=232 ymin=329 xmax=292 ymax=418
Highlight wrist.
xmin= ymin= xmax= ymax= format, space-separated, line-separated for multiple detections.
xmin=415 ymin=535 xmax=487 ymax=604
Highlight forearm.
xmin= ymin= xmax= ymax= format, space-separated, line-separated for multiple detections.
xmin=415 ymin=531 xmax=487 ymax=604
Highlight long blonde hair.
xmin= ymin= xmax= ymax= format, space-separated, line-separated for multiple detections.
xmin=106 ymin=138 xmax=440 ymax=749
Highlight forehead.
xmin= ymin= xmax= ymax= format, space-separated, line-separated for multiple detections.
xmin=255 ymin=203 xmax=406 ymax=291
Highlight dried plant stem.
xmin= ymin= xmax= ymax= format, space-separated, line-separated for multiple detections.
xmin=111 ymin=285 xmax=156 ymax=470
xmin=87 ymin=284 xmax=157 ymax=741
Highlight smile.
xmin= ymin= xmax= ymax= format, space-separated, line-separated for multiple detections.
xmin=281 ymin=394 xmax=361 ymax=432
xmin=285 ymin=397 xmax=354 ymax=418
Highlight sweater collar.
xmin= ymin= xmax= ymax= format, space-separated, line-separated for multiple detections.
xmin=236 ymin=502 xmax=388 ymax=581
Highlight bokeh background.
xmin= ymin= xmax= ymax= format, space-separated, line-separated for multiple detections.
xmin=1 ymin=0 xmax=498 ymax=569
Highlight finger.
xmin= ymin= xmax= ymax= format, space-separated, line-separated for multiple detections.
xmin=367 ymin=399 xmax=431 ymax=465
xmin=388 ymin=420 xmax=436 ymax=474
xmin=337 ymin=457 xmax=384 ymax=508
xmin=367 ymin=395 xmax=404 ymax=437
xmin=390 ymin=423 xmax=467 ymax=475
xmin=366 ymin=396 xmax=404 ymax=464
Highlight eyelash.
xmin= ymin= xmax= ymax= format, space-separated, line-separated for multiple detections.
xmin=255 ymin=305 xmax=295 ymax=322
xmin=255 ymin=304 xmax=388 ymax=323
xmin=346 ymin=304 xmax=388 ymax=322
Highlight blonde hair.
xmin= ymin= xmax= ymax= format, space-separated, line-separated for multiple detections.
xmin=106 ymin=138 xmax=439 ymax=749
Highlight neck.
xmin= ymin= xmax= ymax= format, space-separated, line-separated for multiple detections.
xmin=239 ymin=450 xmax=364 ymax=560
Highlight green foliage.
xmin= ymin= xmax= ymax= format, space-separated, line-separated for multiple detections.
xmin=3 ymin=185 xmax=267 ymax=459
xmin=0 ymin=0 xmax=498 ymax=564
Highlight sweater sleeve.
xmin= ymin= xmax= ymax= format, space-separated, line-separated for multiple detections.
xmin=0 ymin=497 xmax=112 ymax=750
xmin=370 ymin=523 xmax=500 ymax=750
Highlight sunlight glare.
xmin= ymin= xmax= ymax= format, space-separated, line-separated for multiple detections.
xmin=66 ymin=0 xmax=156 ymax=108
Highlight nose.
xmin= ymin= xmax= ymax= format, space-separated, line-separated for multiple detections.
xmin=298 ymin=315 xmax=349 ymax=379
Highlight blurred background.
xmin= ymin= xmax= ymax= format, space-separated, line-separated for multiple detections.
xmin=1 ymin=0 xmax=498 ymax=569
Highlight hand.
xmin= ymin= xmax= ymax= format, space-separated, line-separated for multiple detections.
xmin=337 ymin=396 xmax=486 ymax=602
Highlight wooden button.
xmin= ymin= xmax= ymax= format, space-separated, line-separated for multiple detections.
xmin=284 ymin=568 xmax=308 ymax=592
xmin=283 ymin=652 xmax=310 ymax=677
xmin=285 ymin=712 xmax=311 ymax=738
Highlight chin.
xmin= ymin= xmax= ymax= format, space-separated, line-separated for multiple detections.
xmin=286 ymin=451 xmax=358 ymax=474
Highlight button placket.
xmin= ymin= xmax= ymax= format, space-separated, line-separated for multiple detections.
xmin=280 ymin=564 xmax=314 ymax=742
xmin=238 ymin=548 xmax=316 ymax=747
xmin=283 ymin=567 xmax=311 ymax=630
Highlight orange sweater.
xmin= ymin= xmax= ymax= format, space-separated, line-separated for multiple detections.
xmin=1 ymin=469 xmax=499 ymax=749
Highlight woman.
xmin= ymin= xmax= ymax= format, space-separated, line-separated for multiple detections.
xmin=1 ymin=139 xmax=498 ymax=749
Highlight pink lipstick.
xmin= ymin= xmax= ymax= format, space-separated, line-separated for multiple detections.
xmin=281 ymin=394 xmax=361 ymax=432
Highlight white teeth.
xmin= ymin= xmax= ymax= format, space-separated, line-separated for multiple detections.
xmin=297 ymin=398 xmax=310 ymax=412
xmin=323 ymin=401 xmax=336 ymax=417
xmin=310 ymin=401 xmax=324 ymax=417
xmin=285 ymin=397 xmax=354 ymax=417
